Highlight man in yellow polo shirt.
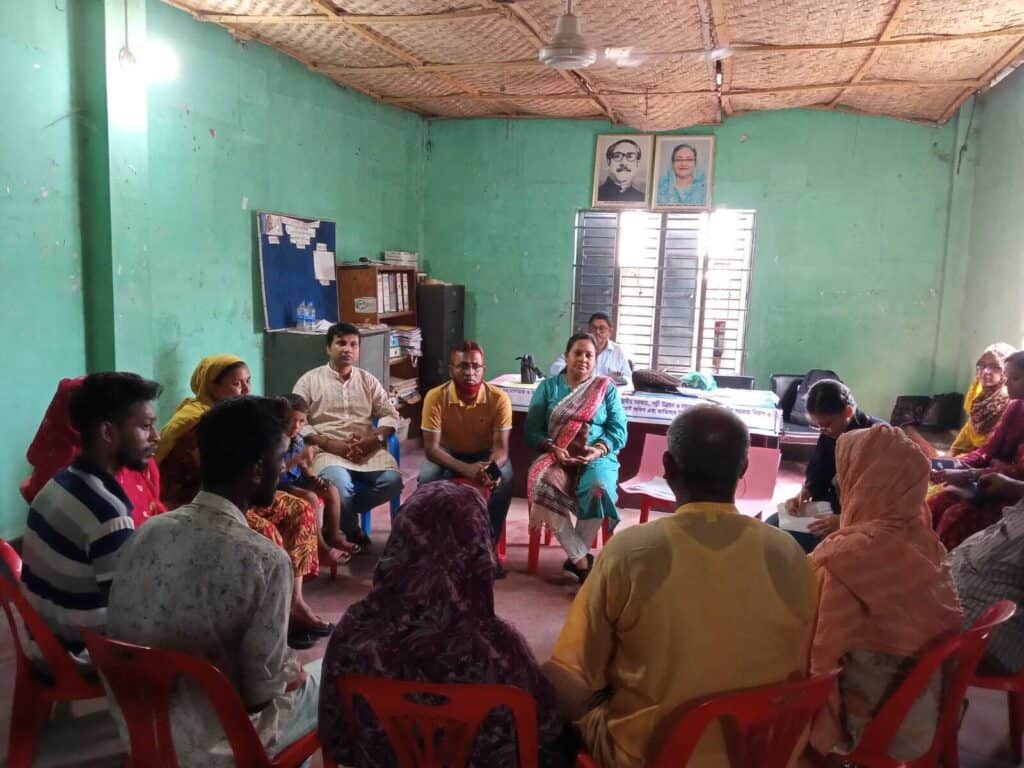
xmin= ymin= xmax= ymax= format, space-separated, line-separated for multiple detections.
xmin=419 ymin=341 xmax=513 ymax=572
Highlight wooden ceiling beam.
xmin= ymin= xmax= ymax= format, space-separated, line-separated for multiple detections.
xmin=705 ymin=0 xmax=734 ymax=115
xmin=481 ymin=0 xmax=617 ymax=123
xmin=827 ymin=0 xmax=912 ymax=108
xmin=305 ymin=0 xmax=523 ymax=115
xmin=383 ymin=78 xmax=977 ymax=105
xmin=161 ymin=0 xmax=385 ymax=101
xmin=938 ymin=35 xmax=1024 ymax=122
xmin=318 ymin=25 xmax=1024 ymax=75
xmin=195 ymin=9 xmax=500 ymax=25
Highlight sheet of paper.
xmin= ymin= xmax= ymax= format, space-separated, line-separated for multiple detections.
xmin=313 ymin=250 xmax=335 ymax=284
xmin=775 ymin=501 xmax=832 ymax=534
xmin=620 ymin=477 xmax=674 ymax=502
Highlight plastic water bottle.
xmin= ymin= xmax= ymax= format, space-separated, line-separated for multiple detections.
xmin=307 ymin=300 xmax=317 ymax=331
xmin=296 ymin=301 xmax=306 ymax=330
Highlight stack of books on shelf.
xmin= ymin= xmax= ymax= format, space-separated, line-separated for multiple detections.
xmin=389 ymin=376 xmax=421 ymax=407
xmin=383 ymin=250 xmax=419 ymax=269
xmin=391 ymin=326 xmax=422 ymax=361
xmin=376 ymin=271 xmax=414 ymax=314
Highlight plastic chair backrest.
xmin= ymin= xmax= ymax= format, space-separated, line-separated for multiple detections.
xmin=735 ymin=447 xmax=781 ymax=515
xmin=650 ymin=672 xmax=838 ymax=768
xmin=637 ymin=433 xmax=669 ymax=481
xmin=337 ymin=674 xmax=539 ymax=768
xmin=0 ymin=539 xmax=97 ymax=694
xmin=80 ymin=628 xmax=280 ymax=768
xmin=846 ymin=599 xmax=1016 ymax=765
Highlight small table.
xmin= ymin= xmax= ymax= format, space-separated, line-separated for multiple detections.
xmin=490 ymin=374 xmax=782 ymax=502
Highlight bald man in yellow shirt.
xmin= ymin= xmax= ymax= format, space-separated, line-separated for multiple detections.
xmin=544 ymin=405 xmax=817 ymax=767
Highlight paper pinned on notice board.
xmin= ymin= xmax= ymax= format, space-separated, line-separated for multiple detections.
xmin=313 ymin=248 xmax=335 ymax=285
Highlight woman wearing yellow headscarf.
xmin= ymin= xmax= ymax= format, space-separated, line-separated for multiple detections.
xmin=157 ymin=355 xmax=330 ymax=637
xmin=949 ymin=343 xmax=1017 ymax=455
xmin=907 ymin=343 xmax=1016 ymax=462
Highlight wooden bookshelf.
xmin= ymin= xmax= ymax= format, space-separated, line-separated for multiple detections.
xmin=337 ymin=263 xmax=417 ymax=325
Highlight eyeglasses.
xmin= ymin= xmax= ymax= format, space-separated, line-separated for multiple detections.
xmin=454 ymin=363 xmax=484 ymax=372
xmin=609 ymin=152 xmax=639 ymax=162
xmin=977 ymin=364 xmax=1003 ymax=373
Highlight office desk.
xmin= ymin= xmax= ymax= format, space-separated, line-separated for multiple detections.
xmin=490 ymin=374 xmax=781 ymax=502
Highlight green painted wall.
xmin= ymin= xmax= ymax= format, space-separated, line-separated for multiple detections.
xmin=421 ymin=111 xmax=966 ymax=416
xmin=957 ymin=68 xmax=1024 ymax=379
xmin=0 ymin=1 xmax=423 ymax=537
xmin=144 ymin=0 xmax=424 ymax=414
xmin=0 ymin=3 xmax=86 ymax=539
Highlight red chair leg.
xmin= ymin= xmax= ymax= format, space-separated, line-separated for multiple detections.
xmin=497 ymin=523 xmax=507 ymax=560
xmin=602 ymin=518 xmax=612 ymax=544
xmin=1010 ymin=690 xmax=1023 ymax=764
xmin=6 ymin=672 xmax=51 ymax=768
xmin=640 ymin=499 xmax=650 ymax=524
xmin=528 ymin=529 xmax=541 ymax=574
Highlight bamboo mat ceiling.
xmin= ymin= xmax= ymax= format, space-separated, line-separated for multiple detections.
xmin=163 ymin=0 xmax=1024 ymax=129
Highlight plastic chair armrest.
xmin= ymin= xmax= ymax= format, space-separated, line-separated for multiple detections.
xmin=270 ymin=730 xmax=320 ymax=768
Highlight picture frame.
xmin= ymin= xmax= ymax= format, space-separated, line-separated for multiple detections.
xmin=651 ymin=134 xmax=715 ymax=211
xmin=591 ymin=134 xmax=653 ymax=209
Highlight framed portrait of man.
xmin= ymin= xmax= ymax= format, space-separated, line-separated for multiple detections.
xmin=651 ymin=135 xmax=715 ymax=211
xmin=591 ymin=134 xmax=653 ymax=209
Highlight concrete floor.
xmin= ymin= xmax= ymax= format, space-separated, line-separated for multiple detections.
xmin=0 ymin=445 xmax=1015 ymax=766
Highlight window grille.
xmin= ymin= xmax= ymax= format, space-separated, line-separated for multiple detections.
xmin=571 ymin=209 xmax=756 ymax=375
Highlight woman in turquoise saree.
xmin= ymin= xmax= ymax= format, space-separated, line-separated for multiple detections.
xmin=526 ymin=333 xmax=628 ymax=582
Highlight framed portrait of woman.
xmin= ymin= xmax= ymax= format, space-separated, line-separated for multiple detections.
xmin=591 ymin=134 xmax=653 ymax=209
xmin=651 ymin=135 xmax=715 ymax=211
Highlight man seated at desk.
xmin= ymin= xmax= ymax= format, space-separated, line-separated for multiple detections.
xmin=550 ymin=312 xmax=632 ymax=382
xmin=420 ymin=341 xmax=513 ymax=575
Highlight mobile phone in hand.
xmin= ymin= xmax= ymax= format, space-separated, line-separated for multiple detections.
xmin=485 ymin=462 xmax=502 ymax=482
xmin=930 ymin=457 xmax=958 ymax=471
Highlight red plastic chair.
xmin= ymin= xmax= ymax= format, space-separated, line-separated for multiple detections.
xmin=449 ymin=478 xmax=506 ymax=559
xmin=818 ymin=599 xmax=1017 ymax=768
xmin=79 ymin=628 xmax=319 ymax=768
xmin=326 ymin=674 xmax=539 ymax=768
xmin=619 ymin=434 xmax=781 ymax=523
xmin=0 ymin=539 xmax=108 ymax=768
xmin=527 ymin=516 xmax=612 ymax=574
xmin=576 ymin=671 xmax=838 ymax=768
xmin=970 ymin=641 xmax=1024 ymax=762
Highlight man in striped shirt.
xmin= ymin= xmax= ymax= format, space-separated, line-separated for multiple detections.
xmin=21 ymin=372 xmax=161 ymax=652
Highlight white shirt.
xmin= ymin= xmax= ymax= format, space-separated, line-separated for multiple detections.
xmin=549 ymin=339 xmax=632 ymax=380
xmin=293 ymin=364 xmax=400 ymax=473
xmin=107 ymin=492 xmax=305 ymax=767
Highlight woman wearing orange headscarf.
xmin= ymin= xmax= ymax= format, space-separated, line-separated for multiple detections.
xmin=808 ymin=424 xmax=962 ymax=760
xmin=157 ymin=355 xmax=329 ymax=637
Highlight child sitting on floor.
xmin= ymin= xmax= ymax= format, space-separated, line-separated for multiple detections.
xmin=278 ymin=394 xmax=358 ymax=565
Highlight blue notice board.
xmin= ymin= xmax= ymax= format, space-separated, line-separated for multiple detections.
xmin=257 ymin=211 xmax=340 ymax=331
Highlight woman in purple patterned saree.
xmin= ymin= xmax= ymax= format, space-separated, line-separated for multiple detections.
xmin=318 ymin=481 xmax=571 ymax=767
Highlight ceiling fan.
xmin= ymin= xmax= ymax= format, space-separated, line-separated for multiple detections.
xmin=538 ymin=0 xmax=733 ymax=70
